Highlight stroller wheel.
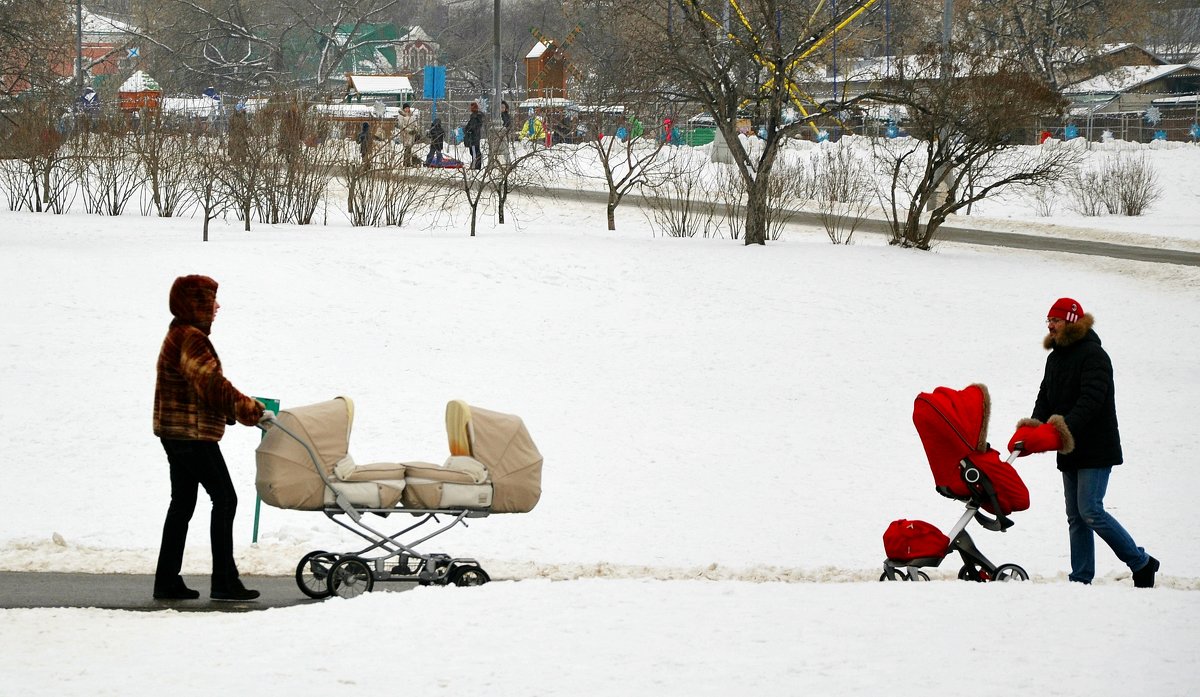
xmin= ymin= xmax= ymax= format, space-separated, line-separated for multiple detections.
xmin=329 ymin=557 xmax=374 ymax=599
xmin=879 ymin=569 xmax=908 ymax=581
xmin=295 ymin=551 xmax=338 ymax=599
xmin=447 ymin=564 xmax=490 ymax=587
xmin=958 ymin=564 xmax=982 ymax=582
xmin=909 ymin=570 xmax=931 ymax=581
xmin=993 ymin=563 xmax=1029 ymax=582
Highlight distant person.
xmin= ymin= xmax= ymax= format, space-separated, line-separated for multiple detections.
xmin=426 ymin=117 xmax=445 ymax=165
xmin=1008 ymin=297 xmax=1159 ymax=588
xmin=356 ymin=121 xmax=373 ymax=161
xmin=500 ymin=100 xmax=512 ymax=133
xmin=153 ymin=275 xmax=266 ymax=602
xmin=395 ymin=103 xmax=421 ymax=166
xmin=463 ymin=102 xmax=484 ymax=170
xmin=519 ymin=110 xmax=545 ymax=142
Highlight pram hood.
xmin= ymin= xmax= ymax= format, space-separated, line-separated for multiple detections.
xmin=913 ymin=384 xmax=1029 ymax=515
xmin=256 ymin=397 xmax=353 ymax=510
xmin=465 ymin=404 xmax=543 ymax=513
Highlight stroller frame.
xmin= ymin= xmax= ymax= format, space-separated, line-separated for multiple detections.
xmin=265 ymin=416 xmax=493 ymax=599
xmin=882 ymin=453 xmax=1030 ymax=582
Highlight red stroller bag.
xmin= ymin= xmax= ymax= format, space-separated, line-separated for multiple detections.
xmin=884 ymin=519 xmax=950 ymax=562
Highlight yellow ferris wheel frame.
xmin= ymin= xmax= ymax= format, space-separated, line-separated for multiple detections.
xmin=682 ymin=0 xmax=881 ymax=134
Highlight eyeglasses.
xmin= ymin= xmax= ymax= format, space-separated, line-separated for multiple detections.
xmin=1045 ymin=318 xmax=1066 ymax=326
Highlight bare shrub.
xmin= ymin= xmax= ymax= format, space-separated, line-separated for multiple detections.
xmin=763 ymin=160 xmax=803 ymax=241
xmin=340 ymin=144 xmax=395 ymax=227
xmin=72 ymin=119 xmax=145 ymax=216
xmin=639 ymin=152 xmax=719 ymax=238
xmin=1066 ymin=153 xmax=1160 ymax=217
xmin=716 ymin=166 xmax=746 ymax=240
xmin=257 ymin=99 xmax=337 ymax=225
xmin=132 ymin=113 xmax=196 ymax=217
xmin=1031 ymin=183 xmax=1057 ymax=217
xmin=809 ymin=145 xmax=872 ymax=244
xmin=1110 ymin=153 xmax=1161 ymax=216
xmin=1066 ymin=167 xmax=1108 ymax=216
xmin=0 ymin=99 xmax=75 ymax=213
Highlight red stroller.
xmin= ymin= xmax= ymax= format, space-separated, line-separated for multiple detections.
xmin=881 ymin=384 xmax=1031 ymax=582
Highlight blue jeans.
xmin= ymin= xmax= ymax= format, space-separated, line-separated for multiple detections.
xmin=1062 ymin=467 xmax=1149 ymax=583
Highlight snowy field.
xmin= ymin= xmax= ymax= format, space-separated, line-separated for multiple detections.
xmin=1 ymin=138 xmax=1198 ymax=696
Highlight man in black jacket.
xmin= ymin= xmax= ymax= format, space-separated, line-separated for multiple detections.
xmin=1009 ymin=298 xmax=1159 ymax=587
xmin=463 ymin=102 xmax=484 ymax=170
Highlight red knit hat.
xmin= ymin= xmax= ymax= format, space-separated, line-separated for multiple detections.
xmin=1047 ymin=297 xmax=1083 ymax=323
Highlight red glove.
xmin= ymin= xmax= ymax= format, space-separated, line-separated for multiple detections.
xmin=1008 ymin=423 xmax=1061 ymax=456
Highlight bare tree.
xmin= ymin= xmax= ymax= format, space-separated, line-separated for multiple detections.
xmin=490 ymin=133 xmax=558 ymax=226
xmin=0 ymin=0 xmax=72 ymax=98
xmin=870 ymin=51 xmax=1082 ymax=249
xmin=960 ymin=0 xmax=1158 ymax=91
xmin=128 ymin=0 xmax=404 ymax=92
xmin=612 ymin=0 xmax=883 ymax=245
xmin=186 ymin=131 xmax=234 ymax=241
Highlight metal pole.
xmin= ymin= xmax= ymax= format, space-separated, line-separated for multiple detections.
xmin=493 ymin=0 xmax=502 ymax=127
xmin=76 ymin=0 xmax=84 ymax=93
xmin=941 ymin=0 xmax=953 ymax=79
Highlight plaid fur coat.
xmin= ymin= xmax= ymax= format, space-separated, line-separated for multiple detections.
xmin=153 ymin=275 xmax=263 ymax=441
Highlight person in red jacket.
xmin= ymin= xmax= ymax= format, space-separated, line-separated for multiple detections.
xmin=1009 ymin=297 xmax=1158 ymax=588
xmin=153 ymin=275 xmax=265 ymax=601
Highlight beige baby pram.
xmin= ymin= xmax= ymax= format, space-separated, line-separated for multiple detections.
xmin=255 ymin=396 xmax=542 ymax=598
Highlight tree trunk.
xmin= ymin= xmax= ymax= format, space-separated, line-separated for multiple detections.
xmin=744 ymin=179 xmax=769 ymax=245
xmin=607 ymin=199 xmax=617 ymax=231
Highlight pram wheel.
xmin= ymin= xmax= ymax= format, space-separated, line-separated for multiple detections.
xmin=880 ymin=568 xmax=928 ymax=581
xmin=447 ymin=564 xmax=490 ymax=587
xmin=993 ymin=563 xmax=1029 ymax=582
xmin=295 ymin=551 xmax=339 ymax=599
xmin=958 ymin=564 xmax=982 ymax=582
xmin=329 ymin=557 xmax=374 ymax=599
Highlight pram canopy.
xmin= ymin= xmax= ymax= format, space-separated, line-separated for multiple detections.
xmin=912 ymin=384 xmax=1029 ymax=515
xmin=256 ymin=397 xmax=543 ymax=514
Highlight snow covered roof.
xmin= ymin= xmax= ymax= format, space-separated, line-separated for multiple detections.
xmin=399 ymin=26 xmax=434 ymax=44
xmin=526 ymin=42 xmax=550 ymax=59
xmin=1151 ymin=94 xmax=1200 ymax=106
xmin=119 ymin=70 xmax=160 ymax=93
xmin=160 ymin=96 xmax=220 ymax=117
xmin=313 ymin=103 xmax=402 ymax=119
xmin=346 ymin=75 xmax=413 ymax=95
xmin=1065 ymin=64 xmax=1193 ymax=94
xmin=81 ymin=5 xmax=137 ymax=36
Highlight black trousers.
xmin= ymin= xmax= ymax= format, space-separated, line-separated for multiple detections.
xmin=155 ymin=439 xmax=240 ymax=588
xmin=468 ymin=142 xmax=482 ymax=169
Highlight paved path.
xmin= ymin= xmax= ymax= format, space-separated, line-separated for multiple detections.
xmin=533 ymin=186 xmax=1200 ymax=267
xmin=0 ymin=572 xmax=412 ymax=613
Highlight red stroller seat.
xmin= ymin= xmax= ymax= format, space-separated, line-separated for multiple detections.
xmin=881 ymin=384 xmax=1031 ymax=583
xmin=913 ymin=384 xmax=1030 ymax=518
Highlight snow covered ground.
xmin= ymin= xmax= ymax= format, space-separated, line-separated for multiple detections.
xmin=1 ymin=139 xmax=1198 ymax=696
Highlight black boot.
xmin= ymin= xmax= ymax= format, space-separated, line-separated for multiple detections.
xmin=211 ymin=578 xmax=261 ymax=602
xmin=153 ymin=576 xmax=200 ymax=600
xmin=1132 ymin=556 xmax=1159 ymax=589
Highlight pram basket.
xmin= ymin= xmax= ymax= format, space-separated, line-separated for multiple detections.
xmin=255 ymin=396 xmax=543 ymax=598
